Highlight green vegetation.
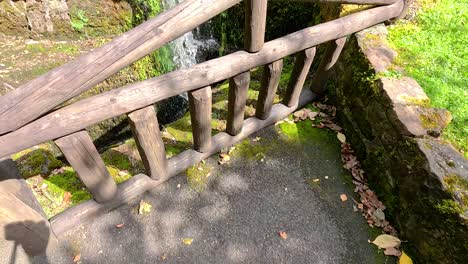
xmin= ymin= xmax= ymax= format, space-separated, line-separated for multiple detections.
xmin=387 ymin=0 xmax=468 ymax=156
xmin=70 ymin=9 xmax=89 ymax=31
xmin=186 ymin=162 xmax=213 ymax=192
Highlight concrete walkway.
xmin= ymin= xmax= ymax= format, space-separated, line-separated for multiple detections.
xmin=31 ymin=126 xmax=387 ymax=264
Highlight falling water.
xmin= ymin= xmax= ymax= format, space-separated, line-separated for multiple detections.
xmin=162 ymin=0 xmax=219 ymax=69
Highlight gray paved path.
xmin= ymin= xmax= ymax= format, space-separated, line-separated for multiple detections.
xmin=27 ymin=126 xmax=387 ymax=264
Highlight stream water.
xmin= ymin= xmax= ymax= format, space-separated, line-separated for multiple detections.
xmin=162 ymin=0 xmax=219 ymax=70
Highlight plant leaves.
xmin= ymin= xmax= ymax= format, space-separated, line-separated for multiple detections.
xmin=279 ymin=231 xmax=288 ymax=239
xmin=337 ymin=132 xmax=346 ymax=143
xmin=372 ymin=234 xmax=401 ymax=249
xmin=399 ymin=251 xmax=413 ymax=264
xmin=183 ymin=238 xmax=193 ymax=245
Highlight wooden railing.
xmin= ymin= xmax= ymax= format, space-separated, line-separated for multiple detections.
xmin=0 ymin=0 xmax=405 ymax=236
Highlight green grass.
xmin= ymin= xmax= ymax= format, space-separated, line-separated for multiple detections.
xmin=387 ymin=0 xmax=468 ymax=157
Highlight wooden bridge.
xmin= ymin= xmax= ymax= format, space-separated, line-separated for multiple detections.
xmin=0 ymin=0 xmax=407 ymax=251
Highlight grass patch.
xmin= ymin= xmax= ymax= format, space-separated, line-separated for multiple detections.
xmin=387 ymin=0 xmax=468 ymax=157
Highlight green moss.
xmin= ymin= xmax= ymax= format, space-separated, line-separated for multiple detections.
xmin=70 ymin=9 xmax=89 ymax=31
xmin=186 ymin=162 xmax=212 ymax=192
xmin=101 ymin=150 xmax=133 ymax=171
xmin=444 ymin=174 xmax=468 ymax=209
xmin=42 ymin=167 xmax=92 ymax=217
xmin=232 ymin=139 xmax=272 ymax=161
xmin=434 ymin=199 xmax=464 ymax=215
xmin=402 ymin=96 xmax=431 ymax=107
xmin=419 ymin=112 xmax=440 ymax=129
xmin=15 ymin=148 xmax=63 ymax=178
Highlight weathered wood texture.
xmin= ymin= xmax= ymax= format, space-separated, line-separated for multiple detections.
xmin=244 ymin=0 xmax=268 ymax=52
xmin=128 ymin=106 xmax=168 ymax=181
xmin=283 ymin=47 xmax=316 ymax=107
xmin=54 ymin=131 xmax=117 ymax=203
xmin=0 ymin=158 xmax=56 ymax=256
xmin=189 ymin=86 xmax=212 ymax=153
xmin=50 ymin=174 xmax=157 ymax=236
xmin=0 ymin=0 xmax=241 ymax=135
xmin=227 ymin=72 xmax=251 ymax=136
xmin=310 ymin=37 xmax=346 ymax=95
xmin=50 ymin=89 xmax=317 ymax=236
xmin=256 ymin=60 xmax=283 ymax=120
xmin=0 ymin=158 xmax=48 ymax=219
xmin=0 ymin=1 xmax=404 ymax=158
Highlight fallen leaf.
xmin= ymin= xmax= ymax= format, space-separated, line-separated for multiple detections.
xmin=218 ymin=153 xmax=231 ymax=165
xmin=307 ymin=111 xmax=319 ymax=120
xmin=252 ymin=137 xmax=261 ymax=142
xmin=138 ymin=200 xmax=152 ymax=215
xmin=337 ymin=132 xmax=346 ymax=143
xmin=312 ymin=179 xmax=320 ymax=183
xmin=197 ymin=167 xmax=203 ymax=171
xmin=183 ymin=238 xmax=193 ymax=245
xmin=73 ymin=253 xmax=81 ymax=263
xmin=372 ymin=234 xmax=401 ymax=249
xmin=399 ymin=251 xmax=413 ymax=264
xmin=279 ymin=231 xmax=288 ymax=239
xmin=116 ymin=223 xmax=125 ymax=228
xmin=384 ymin=247 xmax=401 ymax=257
xmin=61 ymin=192 xmax=72 ymax=207
xmin=160 ymin=253 xmax=167 ymax=261
xmin=340 ymin=194 xmax=348 ymax=202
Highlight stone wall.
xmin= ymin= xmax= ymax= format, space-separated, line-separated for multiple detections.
xmin=329 ymin=24 xmax=468 ymax=263
xmin=0 ymin=0 xmax=70 ymax=35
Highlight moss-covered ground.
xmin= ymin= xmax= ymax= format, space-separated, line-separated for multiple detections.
xmin=387 ymin=0 xmax=468 ymax=157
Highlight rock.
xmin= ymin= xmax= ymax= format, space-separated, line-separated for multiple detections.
xmin=389 ymin=104 xmax=452 ymax=137
xmin=330 ymin=24 xmax=468 ymax=263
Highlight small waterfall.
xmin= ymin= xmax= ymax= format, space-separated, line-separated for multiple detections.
xmin=162 ymin=0 xmax=219 ymax=69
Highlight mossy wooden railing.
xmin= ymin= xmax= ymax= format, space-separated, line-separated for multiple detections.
xmin=0 ymin=0 xmax=405 ymax=237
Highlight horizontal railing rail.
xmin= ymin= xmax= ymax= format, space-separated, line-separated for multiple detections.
xmin=0 ymin=0 xmax=400 ymax=135
xmin=0 ymin=0 xmax=403 ymax=158
xmin=0 ymin=0 xmax=406 ymax=237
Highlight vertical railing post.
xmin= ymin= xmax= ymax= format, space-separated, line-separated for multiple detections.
xmin=283 ymin=47 xmax=316 ymax=107
xmin=227 ymin=72 xmax=251 ymax=136
xmin=55 ymin=131 xmax=117 ymax=203
xmin=189 ymin=86 xmax=213 ymax=153
xmin=128 ymin=106 xmax=168 ymax=181
xmin=0 ymin=157 xmax=57 ymax=257
xmin=256 ymin=59 xmax=283 ymax=120
xmin=244 ymin=0 xmax=268 ymax=52
xmin=310 ymin=37 xmax=346 ymax=95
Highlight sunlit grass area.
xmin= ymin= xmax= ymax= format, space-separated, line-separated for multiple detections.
xmin=387 ymin=0 xmax=468 ymax=157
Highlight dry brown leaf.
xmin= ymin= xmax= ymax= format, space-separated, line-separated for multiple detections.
xmin=372 ymin=234 xmax=401 ymax=249
xmin=61 ymin=192 xmax=72 ymax=207
xmin=218 ymin=153 xmax=231 ymax=165
xmin=340 ymin=194 xmax=348 ymax=202
xmin=384 ymin=247 xmax=401 ymax=257
xmin=279 ymin=231 xmax=288 ymax=239
xmin=138 ymin=200 xmax=152 ymax=215
xmin=337 ymin=132 xmax=346 ymax=143
xmin=73 ymin=253 xmax=81 ymax=263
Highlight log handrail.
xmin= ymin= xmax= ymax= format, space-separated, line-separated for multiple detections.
xmin=0 ymin=0 xmax=405 ymax=236
xmin=0 ymin=0 xmax=400 ymax=135
xmin=0 ymin=0 xmax=404 ymax=158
